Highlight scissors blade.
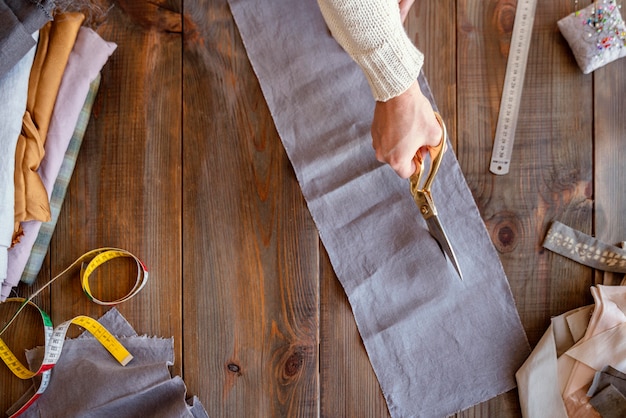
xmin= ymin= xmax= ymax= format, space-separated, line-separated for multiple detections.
xmin=424 ymin=215 xmax=463 ymax=280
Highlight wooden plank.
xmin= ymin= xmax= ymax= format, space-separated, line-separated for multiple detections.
xmin=2 ymin=227 xmax=52 ymax=412
xmin=457 ymin=0 xmax=593 ymax=345
xmin=48 ymin=0 xmax=184 ymax=366
xmin=594 ymin=59 xmax=626 ymax=286
xmin=181 ymin=1 xmax=320 ymax=416
xmin=456 ymin=0 xmax=593 ymax=415
xmin=320 ymin=247 xmax=389 ymax=417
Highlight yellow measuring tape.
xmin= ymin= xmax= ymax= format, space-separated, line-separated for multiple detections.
xmin=0 ymin=248 xmax=148 ymax=417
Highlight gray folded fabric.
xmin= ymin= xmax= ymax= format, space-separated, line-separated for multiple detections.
xmin=588 ymin=366 xmax=626 ymax=402
xmin=0 ymin=0 xmax=54 ymax=78
xmin=9 ymin=309 xmax=208 ymax=418
xmin=227 ymin=0 xmax=530 ymax=416
xmin=589 ymin=384 xmax=626 ymax=418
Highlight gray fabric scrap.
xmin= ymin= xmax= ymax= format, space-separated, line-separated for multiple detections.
xmin=8 ymin=309 xmax=209 ymax=418
xmin=77 ymin=306 xmax=139 ymax=339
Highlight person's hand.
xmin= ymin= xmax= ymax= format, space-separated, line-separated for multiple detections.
xmin=371 ymin=80 xmax=442 ymax=179
xmin=398 ymin=0 xmax=416 ymax=23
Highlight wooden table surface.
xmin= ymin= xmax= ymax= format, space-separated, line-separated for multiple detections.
xmin=2 ymin=0 xmax=625 ymax=416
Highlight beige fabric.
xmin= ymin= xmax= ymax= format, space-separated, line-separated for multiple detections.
xmin=517 ymin=286 xmax=626 ymax=417
xmin=562 ymin=286 xmax=626 ymax=415
xmin=516 ymin=306 xmax=590 ymax=418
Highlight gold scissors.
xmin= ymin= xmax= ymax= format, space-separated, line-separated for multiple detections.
xmin=409 ymin=112 xmax=463 ymax=280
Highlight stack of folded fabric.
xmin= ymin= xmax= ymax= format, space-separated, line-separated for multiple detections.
xmin=0 ymin=2 xmax=115 ymax=300
xmin=8 ymin=308 xmax=209 ymax=417
xmin=2 ymin=6 xmax=209 ymax=416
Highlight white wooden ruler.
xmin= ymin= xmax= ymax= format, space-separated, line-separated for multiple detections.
xmin=490 ymin=0 xmax=537 ymax=175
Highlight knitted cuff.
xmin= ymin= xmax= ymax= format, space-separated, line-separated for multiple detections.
xmin=353 ymin=34 xmax=424 ymax=102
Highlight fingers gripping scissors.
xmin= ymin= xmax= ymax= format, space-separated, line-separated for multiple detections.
xmin=409 ymin=112 xmax=463 ymax=280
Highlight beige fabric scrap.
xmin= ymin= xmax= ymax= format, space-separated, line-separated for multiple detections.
xmin=517 ymin=286 xmax=626 ymax=417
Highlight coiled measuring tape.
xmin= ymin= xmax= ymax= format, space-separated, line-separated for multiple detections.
xmin=0 ymin=248 xmax=148 ymax=417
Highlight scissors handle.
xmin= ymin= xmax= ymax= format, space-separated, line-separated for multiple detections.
xmin=409 ymin=112 xmax=447 ymax=195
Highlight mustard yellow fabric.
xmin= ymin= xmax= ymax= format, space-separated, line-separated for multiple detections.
xmin=13 ymin=12 xmax=84 ymax=243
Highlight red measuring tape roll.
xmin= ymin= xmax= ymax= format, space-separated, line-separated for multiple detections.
xmin=0 ymin=248 xmax=148 ymax=417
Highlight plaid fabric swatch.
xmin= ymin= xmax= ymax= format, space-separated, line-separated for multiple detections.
xmin=20 ymin=74 xmax=101 ymax=285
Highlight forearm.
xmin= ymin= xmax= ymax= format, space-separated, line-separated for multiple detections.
xmin=317 ymin=0 xmax=424 ymax=101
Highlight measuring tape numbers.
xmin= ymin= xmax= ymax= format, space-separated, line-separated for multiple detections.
xmin=490 ymin=0 xmax=538 ymax=175
xmin=0 ymin=248 xmax=148 ymax=417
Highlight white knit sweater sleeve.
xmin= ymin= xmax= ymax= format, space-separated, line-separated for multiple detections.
xmin=317 ymin=0 xmax=424 ymax=102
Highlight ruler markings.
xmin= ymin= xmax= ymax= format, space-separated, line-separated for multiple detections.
xmin=490 ymin=0 xmax=538 ymax=175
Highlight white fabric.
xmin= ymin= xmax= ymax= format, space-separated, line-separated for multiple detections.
xmin=0 ymin=33 xmax=37 ymax=288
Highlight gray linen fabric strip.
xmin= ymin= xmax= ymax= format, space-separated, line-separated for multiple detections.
xmin=227 ymin=1 xmax=530 ymax=416
xmin=543 ymin=221 xmax=626 ymax=273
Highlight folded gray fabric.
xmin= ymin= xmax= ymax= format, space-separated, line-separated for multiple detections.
xmin=4 ymin=0 xmax=54 ymax=31
xmin=588 ymin=366 xmax=626 ymax=397
xmin=9 ymin=309 xmax=208 ymax=418
xmin=0 ymin=0 xmax=53 ymax=78
xmin=227 ymin=0 xmax=530 ymax=416
xmin=589 ymin=384 xmax=626 ymax=418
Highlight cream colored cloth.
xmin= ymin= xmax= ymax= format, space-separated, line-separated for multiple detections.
xmin=517 ymin=285 xmax=626 ymax=417
xmin=316 ymin=0 xmax=424 ymax=101
xmin=13 ymin=12 xmax=84 ymax=243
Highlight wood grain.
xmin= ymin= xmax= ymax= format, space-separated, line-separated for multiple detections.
xmin=594 ymin=59 xmax=626 ymax=263
xmin=51 ymin=0 xmax=183 ymax=347
xmin=181 ymin=1 xmax=320 ymax=416
xmin=457 ymin=0 xmax=594 ymax=348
